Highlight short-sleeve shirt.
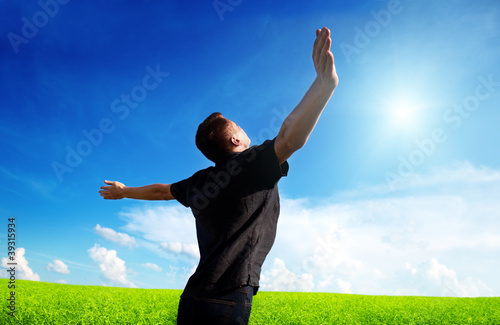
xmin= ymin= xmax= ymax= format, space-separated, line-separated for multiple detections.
xmin=170 ymin=139 xmax=289 ymax=297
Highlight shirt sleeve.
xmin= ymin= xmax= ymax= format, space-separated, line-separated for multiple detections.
xmin=170 ymin=178 xmax=190 ymax=207
xmin=251 ymin=138 xmax=289 ymax=187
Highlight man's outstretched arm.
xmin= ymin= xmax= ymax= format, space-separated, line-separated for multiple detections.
xmin=275 ymin=27 xmax=339 ymax=164
xmin=99 ymin=180 xmax=174 ymax=200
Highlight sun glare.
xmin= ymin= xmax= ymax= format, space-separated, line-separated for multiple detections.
xmin=394 ymin=104 xmax=415 ymax=123
xmin=389 ymin=99 xmax=420 ymax=128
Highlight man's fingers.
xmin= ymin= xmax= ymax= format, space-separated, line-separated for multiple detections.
xmin=322 ymin=27 xmax=330 ymax=37
xmin=313 ymin=29 xmax=331 ymax=73
xmin=320 ymin=37 xmax=332 ymax=70
xmin=313 ymin=28 xmax=327 ymax=67
xmin=99 ymin=190 xmax=114 ymax=199
xmin=313 ymin=31 xmax=321 ymax=64
xmin=321 ymin=30 xmax=331 ymax=55
xmin=100 ymin=180 xmax=120 ymax=199
xmin=318 ymin=29 xmax=329 ymax=50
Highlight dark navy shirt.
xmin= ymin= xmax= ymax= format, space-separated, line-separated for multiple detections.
xmin=170 ymin=139 xmax=289 ymax=297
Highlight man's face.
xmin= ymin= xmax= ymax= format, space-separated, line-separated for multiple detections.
xmin=228 ymin=120 xmax=251 ymax=150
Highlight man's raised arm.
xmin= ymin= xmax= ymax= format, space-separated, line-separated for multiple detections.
xmin=99 ymin=180 xmax=174 ymax=200
xmin=274 ymin=27 xmax=339 ymax=164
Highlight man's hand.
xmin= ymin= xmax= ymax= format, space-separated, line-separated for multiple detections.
xmin=313 ymin=27 xmax=338 ymax=90
xmin=100 ymin=180 xmax=126 ymax=200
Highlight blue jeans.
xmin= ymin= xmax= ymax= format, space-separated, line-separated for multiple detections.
xmin=177 ymin=286 xmax=254 ymax=325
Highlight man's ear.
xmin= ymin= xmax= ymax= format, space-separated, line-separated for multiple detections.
xmin=230 ymin=136 xmax=241 ymax=147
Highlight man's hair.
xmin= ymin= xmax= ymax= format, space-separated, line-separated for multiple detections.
xmin=196 ymin=112 xmax=233 ymax=163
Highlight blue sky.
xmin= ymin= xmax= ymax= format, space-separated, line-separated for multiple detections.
xmin=1 ymin=0 xmax=500 ymax=296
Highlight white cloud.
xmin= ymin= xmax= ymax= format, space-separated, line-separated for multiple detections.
xmin=55 ymin=279 xmax=67 ymax=284
xmin=115 ymin=205 xmax=200 ymax=261
xmin=1 ymin=248 xmax=40 ymax=281
xmin=159 ymin=242 xmax=200 ymax=259
xmin=337 ymin=279 xmax=352 ymax=294
xmin=94 ymin=224 xmax=138 ymax=248
xmin=165 ymin=264 xmax=196 ymax=284
xmin=119 ymin=205 xmax=196 ymax=244
xmin=261 ymin=163 xmax=500 ymax=296
xmin=46 ymin=259 xmax=70 ymax=274
xmin=87 ymin=244 xmax=136 ymax=288
xmin=261 ymin=258 xmax=314 ymax=292
xmin=395 ymin=259 xmax=496 ymax=297
xmin=141 ymin=262 xmax=162 ymax=272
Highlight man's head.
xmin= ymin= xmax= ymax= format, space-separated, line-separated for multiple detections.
xmin=196 ymin=112 xmax=251 ymax=163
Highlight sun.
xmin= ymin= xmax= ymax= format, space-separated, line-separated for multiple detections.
xmin=393 ymin=103 xmax=416 ymax=124
xmin=389 ymin=99 xmax=420 ymax=128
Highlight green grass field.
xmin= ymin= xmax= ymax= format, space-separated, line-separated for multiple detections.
xmin=2 ymin=279 xmax=499 ymax=324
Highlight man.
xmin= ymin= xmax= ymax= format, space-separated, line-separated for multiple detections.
xmin=99 ymin=27 xmax=338 ymax=324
